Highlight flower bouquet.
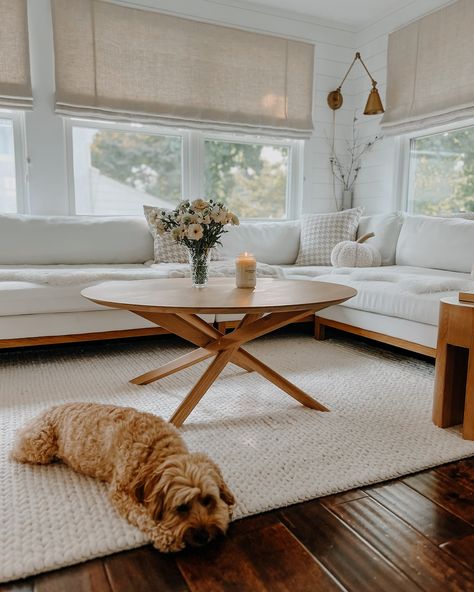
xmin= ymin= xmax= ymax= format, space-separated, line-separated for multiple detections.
xmin=151 ymin=198 xmax=239 ymax=287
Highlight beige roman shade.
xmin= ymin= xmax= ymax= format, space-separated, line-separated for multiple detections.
xmin=381 ymin=0 xmax=474 ymax=136
xmin=51 ymin=0 xmax=314 ymax=138
xmin=0 ymin=0 xmax=32 ymax=109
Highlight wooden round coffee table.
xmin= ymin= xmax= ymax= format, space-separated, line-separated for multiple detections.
xmin=82 ymin=278 xmax=356 ymax=426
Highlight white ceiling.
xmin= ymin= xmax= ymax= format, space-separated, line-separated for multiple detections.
xmin=242 ymin=0 xmax=446 ymax=28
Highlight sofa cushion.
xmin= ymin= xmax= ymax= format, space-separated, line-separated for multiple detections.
xmin=0 ymin=214 xmax=153 ymax=265
xmin=357 ymin=212 xmax=404 ymax=266
xmin=396 ymin=215 xmax=474 ymax=273
xmin=143 ymin=205 xmax=188 ymax=263
xmin=295 ymin=208 xmax=362 ymax=266
xmin=0 ymin=282 xmax=106 ymax=316
xmin=0 ymin=264 xmax=170 ymax=316
xmin=315 ymin=265 xmax=473 ymax=326
xmin=217 ymin=220 xmax=300 ymax=265
xmin=0 ymin=263 xmax=224 ymax=317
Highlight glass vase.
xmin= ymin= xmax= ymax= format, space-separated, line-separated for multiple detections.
xmin=187 ymin=247 xmax=211 ymax=288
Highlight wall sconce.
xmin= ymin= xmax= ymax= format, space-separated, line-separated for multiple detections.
xmin=327 ymin=52 xmax=384 ymax=115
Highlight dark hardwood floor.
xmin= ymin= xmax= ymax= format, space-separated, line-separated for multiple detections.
xmin=3 ymin=458 xmax=473 ymax=592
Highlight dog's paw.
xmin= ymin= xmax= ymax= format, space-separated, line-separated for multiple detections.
xmin=151 ymin=536 xmax=184 ymax=553
xmin=150 ymin=526 xmax=184 ymax=553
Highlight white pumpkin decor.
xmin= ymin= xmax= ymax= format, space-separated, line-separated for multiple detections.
xmin=331 ymin=232 xmax=382 ymax=268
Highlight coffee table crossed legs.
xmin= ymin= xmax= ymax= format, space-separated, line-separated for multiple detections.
xmin=129 ymin=307 xmax=330 ymax=426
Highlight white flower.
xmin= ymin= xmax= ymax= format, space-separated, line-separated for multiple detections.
xmin=191 ymin=198 xmax=209 ymax=210
xmin=201 ymin=215 xmax=211 ymax=225
xmin=217 ymin=210 xmax=228 ymax=224
xmin=187 ymin=223 xmax=204 ymax=240
xmin=230 ymin=213 xmax=239 ymax=225
xmin=181 ymin=214 xmax=193 ymax=224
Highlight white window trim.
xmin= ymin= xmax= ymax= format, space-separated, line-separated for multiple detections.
xmin=64 ymin=118 xmax=303 ymax=221
xmin=0 ymin=109 xmax=28 ymax=214
xmin=398 ymin=117 xmax=474 ymax=213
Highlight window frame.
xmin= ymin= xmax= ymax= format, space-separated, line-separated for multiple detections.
xmin=64 ymin=118 xmax=303 ymax=221
xmin=398 ymin=117 xmax=474 ymax=214
xmin=0 ymin=109 xmax=28 ymax=214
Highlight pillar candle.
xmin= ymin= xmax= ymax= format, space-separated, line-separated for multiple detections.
xmin=235 ymin=252 xmax=257 ymax=288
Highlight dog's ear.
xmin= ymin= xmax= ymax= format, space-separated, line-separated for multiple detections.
xmin=194 ymin=453 xmax=236 ymax=508
xmin=217 ymin=472 xmax=235 ymax=508
xmin=132 ymin=464 xmax=165 ymax=521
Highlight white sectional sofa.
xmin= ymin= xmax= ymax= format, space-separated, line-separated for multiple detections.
xmin=0 ymin=212 xmax=473 ymax=356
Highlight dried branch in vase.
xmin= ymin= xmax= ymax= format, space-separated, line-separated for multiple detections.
xmin=328 ymin=113 xmax=382 ymax=210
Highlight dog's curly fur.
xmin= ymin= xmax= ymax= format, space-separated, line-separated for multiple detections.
xmin=10 ymin=403 xmax=235 ymax=552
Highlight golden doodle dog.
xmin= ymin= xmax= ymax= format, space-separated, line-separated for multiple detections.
xmin=11 ymin=402 xmax=235 ymax=552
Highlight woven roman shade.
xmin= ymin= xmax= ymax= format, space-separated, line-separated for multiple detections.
xmin=51 ymin=0 xmax=314 ymax=138
xmin=381 ymin=0 xmax=474 ymax=136
xmin=0 ymin=0 xmax=32 ymax=109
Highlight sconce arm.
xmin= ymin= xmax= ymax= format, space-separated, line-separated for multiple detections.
xmin=337 ymin=52 xmax=377 ymax=91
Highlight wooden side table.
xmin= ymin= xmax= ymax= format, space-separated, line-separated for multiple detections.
xmin=433 ymin=296 xmax=474 ymax=440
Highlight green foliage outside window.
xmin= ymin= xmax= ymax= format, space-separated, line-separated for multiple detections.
xmin=91 ymin=132 xmax=182 ymax=203
xmin=204 ymin=140 xmax=288 ymax=219
xmin=90 ymin=131 xmax=289 ymax=219
xmin=410 ymin=126 xmax=474 ymax=215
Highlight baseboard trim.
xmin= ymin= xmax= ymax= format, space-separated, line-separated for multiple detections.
xmin=0 ymin=327 xmax=169 ymax=349
xmin=314 ymin=316 xmax=436 ymax=358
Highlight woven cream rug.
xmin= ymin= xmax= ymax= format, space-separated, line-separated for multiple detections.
xmin=1 ymin=334 xmax=474 ymax=582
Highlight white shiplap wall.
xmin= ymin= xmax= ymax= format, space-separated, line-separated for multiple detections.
xmin=26 ymin=0 xmax=357 ymax=215
xmin=352 ymin=0 xmax=454 ymax=214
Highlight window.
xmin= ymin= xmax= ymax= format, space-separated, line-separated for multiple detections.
xmin=71 ymin=124 xmax=182 ymax=216
xmin=68 ymin=120 xmax=300 ymax=219
xmin=204 ymin=139 xmax=290 ymax=219
xmin=407 ymin=124 xmax=474 ymax=216
xmin=0 ymin=117 xmax=18 ymax=213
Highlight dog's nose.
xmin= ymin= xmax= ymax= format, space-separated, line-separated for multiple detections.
xmin=191 ymin=528 xmax=210 ymax=547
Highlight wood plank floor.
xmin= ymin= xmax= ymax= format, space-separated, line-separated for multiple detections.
xmin=2 ymin=458 xmax=473 ymax=592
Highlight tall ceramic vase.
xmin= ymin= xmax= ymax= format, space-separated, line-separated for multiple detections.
xmin=342 ymin=190 xmax=353 ymax=210
xmin=187 ymin=247 xmax=211 ymax=288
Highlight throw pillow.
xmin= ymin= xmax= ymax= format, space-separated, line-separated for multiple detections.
xmin=143 ymin=205 xmax=221 ymax=263
xmin=295 ymin=208 xmax=363 ymax=266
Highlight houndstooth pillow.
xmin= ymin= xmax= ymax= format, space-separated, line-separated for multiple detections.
xmin=296 ymin=208 xmax=363 ymax=266
xmin=143 ymin=205 xmax=221 ymax=263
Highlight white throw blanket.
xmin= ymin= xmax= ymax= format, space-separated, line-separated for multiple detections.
xmin=0 ymin=261 xmax=283 ymax=286
xmin=0 ymin=262 xmax=471 ymax=294
xmin=343 ymin=269 xmax=474 ymax=294
xmin=283 ymin=266 xmax=474 ymax=294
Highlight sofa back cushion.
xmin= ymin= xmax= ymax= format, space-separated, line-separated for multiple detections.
xmin=296 ymin=208 xmax=362 ymax=266
xmin=217 ymin=220 xmax=300 ymax=265
xmin=357 ymin=212 xmax=404 ymax=266
xmin=0 ymin=214 xmax=153 ymax=264
xmin=396 ymin=214 xmax=474 ymax=273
